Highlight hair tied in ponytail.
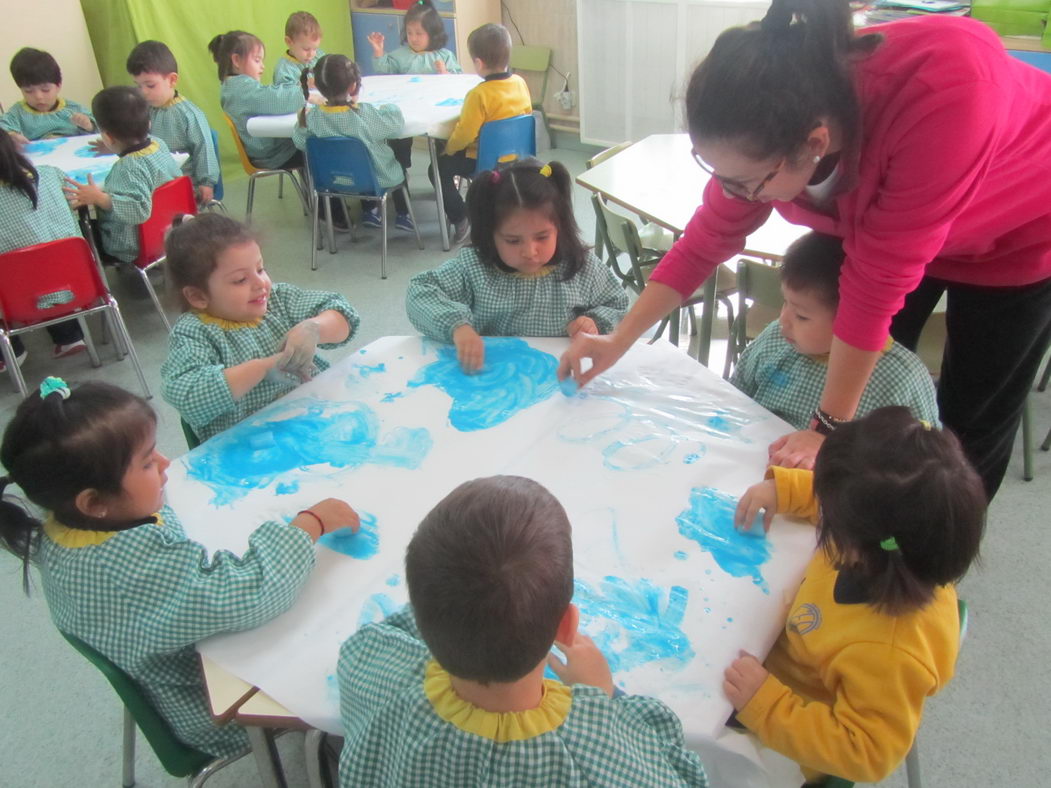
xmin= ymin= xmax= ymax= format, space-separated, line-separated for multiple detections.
xmin=39 ymin=376 xmax=70 ymax=401
xmin=761 ymin=0 xmax=794 ymax=33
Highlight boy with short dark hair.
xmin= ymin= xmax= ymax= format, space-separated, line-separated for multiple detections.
xmin=429 ymin=23 xmax=531 ymax=245
xmin=126 ymin=41 xmax=219 ymax=206
xmin=273 ymin=11 xmax=325 ymax=87
xmin=336 ymin=475 xmax=709 ymax=787
xmin=731 ymin=232 xmax=939 ymax=430
xmin=62 ymin=86 xmax=181 ymax=263
xmin=1 ymin=48 xmax=96 ymax=143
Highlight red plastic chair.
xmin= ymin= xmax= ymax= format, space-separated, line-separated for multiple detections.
xmin=133 ymin=175 xmax=197 ymax=330
xmin=0 ymin=236 xmax=151 ymax=398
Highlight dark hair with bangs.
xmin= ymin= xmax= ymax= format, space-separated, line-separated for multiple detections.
xmin=685 ymin=0 xmax=881 ymax=164
xmin=208 ymin=31 xmax=265 ymax=81
xmin=813 ymin=407 xmax=986 ymax=615
xmin=467 ymin=158 xmax=589 ymax=281
xmin=306 ymin=54 xmax=361 ymax=107
xmin=0 ymin=383 xmax=157 ymax=593
xmin=402 ymin=0 xmax=447 ymax=50
xmin=0 ymin=129 xmax=40 ymax=207
xmin=405 ymin=476 xmax=574 ymax=683
xmin=92 ymin=86 xmax=150 ymax=146
xmin=780 ymin=231 xmax=844 ymax=310
xmin=165 ymin=213 xmax=257 ymax=310
xmin=10 ymin=48 xmax=61 ymax=87
xmin=126 ymin=40 xmax=179 ymax=76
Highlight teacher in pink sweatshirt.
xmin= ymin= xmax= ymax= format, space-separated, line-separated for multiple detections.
xmin=560 ymin=1 xmax=1051 ymax=499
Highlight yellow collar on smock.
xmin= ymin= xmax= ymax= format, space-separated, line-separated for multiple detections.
xmin=194 ymin=310 xmax=264 ymax=330
xmin=21 ymin=98 xmax=66 ymax=115
xmin=44 ymin=512 xmax=163 ymax=548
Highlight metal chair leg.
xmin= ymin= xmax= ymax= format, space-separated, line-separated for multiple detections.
xmin=246 ymin=727 xmax=288 ymax=788
xmin=403 ymin=185 xmax=423 ymax=250
xmin=122 ymin=707 xmax=136 ymax=788
xmin=78 ymin=316 xmax=101 ymax=367
xmin=136 ymin=266 xmax=171 ymax=331
xmin=904 ymin=741 xmax=922 ymax=788
xmin=277 ymin=172 xmax=284 ymax=199
xmin=108 ymin=301 xmax=152 ymax=399
xmin=304 ymin=729 xmax=329 ymax=788
xmin=289 ymin=170 xmax=310 ymax=216
xmin=311 ymin=194 xmax=321 ymax=271
xmin=1039 ymin=355 xmax=1050 ymax=391
xmin=0 ymin=333 xmax=29 ymax=397
xmin=380 ymin=194 xmax=389 ymax=280
xmin=324 ymin=197 xmax=335 ymax=255
xmin=1022 ymin=397 xmax=1034 ymax=481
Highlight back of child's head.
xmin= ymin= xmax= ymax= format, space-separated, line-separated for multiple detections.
xmin=467 ymin=158 xmax=588 ymax=280
xmin=813 ymin=406 xmax=986 ymax=615
xmin=405 ymin=475 xmax=574 ymax=683
xmin=403 ymin=0 xmax=447 ymax=50
xmin=126 ymin=40 xmax=179 ymax=76
xmin=0 ymin=127 xmax=38 ymax=206
xmin=208 ymin=30 xmax=264 ymax=80
xmin=780 ymin=231 xmax=844 ymax=310
xmin=467 ymin=23 xmax=512 ymax=71
xmin=0 ymin=381 xmax=156 ymax=590
xmin=306 ymin=54 xmax=360 ymax=105
xmin=92 ymin=86 xmax=150 ymax=146
xmin=165 ymin=213 xmax=256 ymax=310
xmin=10 ymin=47 xmax=61 ymax=87
xmin=286 ymin=10 xmax=321 ymax=40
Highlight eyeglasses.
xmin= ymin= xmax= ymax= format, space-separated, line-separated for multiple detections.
xmin=691 ymin=150 xmax=781 ymax=202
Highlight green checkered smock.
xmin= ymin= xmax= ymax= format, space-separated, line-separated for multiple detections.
xmin=337 ymin=608 xmax=709 ymax=788
xmin=149 ymin=95 xmax=220 ymax=189
xmin=220 ymin=75 xmax=304 ymax=170
xmin=97 ymin=137 xmax=182 ymax=263
xmin=161 ymin=281 xmax=360 ymax=442
xmin=406 ymin=247 xmax=629 ymax=343
xmin=292 ymin=102 xmax=405 ymax=189
xmin=0 ymin=98 xmax=96 ymax=139
xmin=373 ymin=46 xmax=462 ymax=75
xmin=730 ymin=321 xmax=940 ymax=430
xmin=273 ymin=50 xmax=325 ymax=87
xmin=37 ymin=507 xmax=315 ymax=757
xmin=0 ymin=165 xmax=81 ymax=254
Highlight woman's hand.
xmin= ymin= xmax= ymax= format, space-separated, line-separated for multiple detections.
xmin=724 ymin=651 xmax=768 ymax=711
xmin=735 ymin=479 xmax=777 ymax=533
xmin=557 ymin=332 xmax=630 ymax=387
xmin=453 ymin=325 xmax=485 ymax=373
xmin=547 ymin=635 xmax=615 ymax=697
xmin=768 ymin=429 xmax=825 ymax=470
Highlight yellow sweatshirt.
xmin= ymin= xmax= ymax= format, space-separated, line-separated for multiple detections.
xmin=444 ymin=72 xmax=532 ymax=159
xmin=737 ymin=467 xmax=960 ymax=783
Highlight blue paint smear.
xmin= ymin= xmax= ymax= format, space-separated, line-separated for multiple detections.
xmin=574 ymin=576 xmax=694 ymax=673
xmin=358 ymin=593 xmax=398 ymax=627
xmin=380 ymin=392 xmax=404 ymax=403
xmin=683 ymin=452 xmax=703 ymax=464
xmin=436 ymin=97 xmax=463 ymax=106
xmin=674 ymin=550 xmax=688 ymax=561
xmin=65 ymin=164 xmax=111 ymax=185
xmin=74 ymin=145 xmax=100 ymax=158
xmin=766 ymin=369 xmax=791 ymax=389
xmin=408 ymin=76 xmax=422 ymax=83
xmin=559 ymin=376 xmax=579 ymax=398
xmin=275 ymin=481 xmax=299 ymax=495
xmin=184 ymin=398 xmax=432 ymax=505
xmin=676 ymin=487 xmax=772 ymax=593
xmin=408 ymin=337 xmax=558 ymax=431
xmin=23 ymin=139 xmax=65 ymax=155
xmin=354 ymin=362 xmax=386 ymax=378
xmin=319 ymin=512 xmax=379 ymax=559
xmin=325 ymin=674 xmax=340 ymax=704
xmin=385 ymin=574 xmax=400 ymax=587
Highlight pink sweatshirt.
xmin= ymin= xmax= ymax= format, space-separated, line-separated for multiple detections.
xmin=650 ymin=16 xmax=1051 ymax=351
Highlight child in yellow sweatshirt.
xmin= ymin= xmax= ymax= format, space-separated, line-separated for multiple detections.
xmin=727 ymin=406 xmax=986 ymax=784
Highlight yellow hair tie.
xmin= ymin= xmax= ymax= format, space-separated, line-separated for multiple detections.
xmin=538 ymin=163 xmax=552 ymax=178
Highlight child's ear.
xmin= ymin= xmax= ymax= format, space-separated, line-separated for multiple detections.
xmin=74 ymin=488 xmax=109 ymax=520
xmin=284 ymin=35 xmax=294 ymax=49
xmin=167 ymin=72 xmax=179 ymax=90
xmin=555 ymin=603 xmax=579 ymax=647
xmin=182 ymin=286 xmax=209 ymax=311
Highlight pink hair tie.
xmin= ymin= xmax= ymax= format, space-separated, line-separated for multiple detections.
xmin=490 ymin=170 xmax=502 ymax=184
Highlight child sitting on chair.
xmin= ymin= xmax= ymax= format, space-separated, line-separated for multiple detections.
xmin=126 ymin=41 xmax=220 ymax=207
xmin=160 ymin=213 xmax=359 ymax=443
xmin=729 ymin=407 xmax=985 ymax=784
xmin=406 ymin=159 xmax=627 ymax=373
xmin=273 ymin=11 xmax=326 ymax=87
xmin=1 ymin=48 xmax=96 ymax=143
xmin=731 ymin=232 xmax=939 ymax=435
xmin=62 ymin=86 xmax=181 ymax=264
xmin=336 ymin=475 xmax=709 ymax=787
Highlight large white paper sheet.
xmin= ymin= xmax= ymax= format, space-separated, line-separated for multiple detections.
xmin=22 ymin=134 xmax=187 ymax=188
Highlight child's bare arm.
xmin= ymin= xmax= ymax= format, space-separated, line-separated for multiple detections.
xmin=223 ymin=353 xmax=285 ymax=399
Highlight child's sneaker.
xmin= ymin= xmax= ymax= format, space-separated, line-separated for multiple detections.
xmin=451 ymin=217 xmax=471 ymax=246
xmin=53 ymin=340 xmax=87 ymax=359
xmin=395 ymin=213 xmax=415 ymax=232
xmin=0 ymin=346 xmax=28 ymax=372
xmin=361 ymin=209 xmax=383 ymax=229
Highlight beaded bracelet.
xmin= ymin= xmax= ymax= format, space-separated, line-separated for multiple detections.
xmin=297 ymin=509 xmax=326 ymax=537
xmin=809 ymin=408 xmax=848 ymax=436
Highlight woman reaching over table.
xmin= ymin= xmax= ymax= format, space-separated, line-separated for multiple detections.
xmin=559 ymin=0 xmax=1051 ymax=500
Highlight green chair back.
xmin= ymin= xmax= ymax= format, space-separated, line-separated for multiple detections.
xmin=592 ymin=194 xmax=660 ymax=294
xmin=510 ymin=45 xmax=552 ymax=108
xmin=726 ymin=257 xmax=784 ymax=376
xmin=586 ymin=141 xmax=633 ymax=170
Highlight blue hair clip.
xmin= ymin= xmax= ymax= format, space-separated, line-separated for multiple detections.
xmin=39 ymin=376 xmax=71 ymax=400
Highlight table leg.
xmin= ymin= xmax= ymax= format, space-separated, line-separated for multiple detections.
xmin=697 ymin=274 xmax=718 ymax=367
xmin=247 ymin=726 xmax=288 ymax=788
xmin=428 ymin=137 xmax=451 ymax=251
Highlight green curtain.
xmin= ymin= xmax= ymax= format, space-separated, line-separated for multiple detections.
xmin=80 ymin=0 xmax=354 ymax=175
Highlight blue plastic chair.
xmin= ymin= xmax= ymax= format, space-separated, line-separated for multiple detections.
xmin=305 ymin=136 xmax=423 ymax=278
xmin=473 ymin=114 xmax=537 ymax=174
xmin=207 ymin=129 xmax=226 ymax=212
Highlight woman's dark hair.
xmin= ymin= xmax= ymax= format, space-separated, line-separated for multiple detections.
xmin=0 ymin=383 xmax=156 ymax=594
xmin=126 ymin=40 xmax=179 ymax=76
xmin=466 ymin=158 xmax=589 ymax=281
xmin=406 ymin=476 xmax=574 ymax=683
xmin=10 ymin=48 xmax=61 ymax=87
xmin=685 ymin=0 xmax=882 ymax=163
xmin=208 ymin=31 xmax=264 ymax=81
xmin=813 ymin=407 xmax=986 ymax=615
xmin=780 ymin=231 xmax=845 ymax=310
xmin=165 ymin=213 xmax=257 ymax=310
xmin=92 ymin=86 xmax=150 ymax=146
xmin=402 ymin=0 xmax=447 ymax=50
xmin=304 ymin=54 xmax=361 ymax=107
xmin=0 ymin=129 xmax=40 ymax=207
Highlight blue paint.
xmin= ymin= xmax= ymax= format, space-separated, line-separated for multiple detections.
xmin=325 ymin=673 xmax=340 ymax=704
xmin=275 ymin=481 xmax=299 ymax=495
xmin=436 ymin=97 xmax=463 ymax=106
xmin=358 ymin=592 xmax=398 ymax=627
xmin=74 ymin=145 xmax=99 ymax=158
xmin=357 ymin=348 xmax=367 ymax=354
xmin=408 ymin=76 xmax=422 ymax=82
xmin=319 ymin=512 xmax=379 ymax=559
xmin=184 ymin=397 xmax=432 ymax=505
xmin=380 ymin=392 xmax=404 ymax=403
xmin=65 ymin=164 xmax=111 ymax=185
xmin=726 ymin=617 xmax=734 ymax=623
xmin=676 ymin=487 xmax=771 ymax=593
xmin=573 ymin=576 xmax=694 ymax=673
xmin=385 ymin=574 xmax=400 ymax=587
xmin=23 ymin=139 xmax=64 ymax=154
xmin=408 ymin=337 xmax=559 ymax=431
xmin=559 ymin=376 xmax=579 ymax=397
xmin=766 ymin=369 xmax=791 ymax=389
xmin=353 ymin=362 xmax=386 ymax=378
xmin=683 ymin=452 xmax=703 ymax=464
xmin=674 ymin=550 xmax=688 ymax=561
xmin=701 ymin=409 xmax=753 ymax=440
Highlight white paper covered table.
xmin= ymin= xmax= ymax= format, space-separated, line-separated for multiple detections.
xmin=169 ymin=336 xmax=813 ymax=785
xmin=22 ymin=134 xmax=187 ymax=187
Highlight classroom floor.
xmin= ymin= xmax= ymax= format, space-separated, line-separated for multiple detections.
xmin=1 ymin=147 xmax=1048 ymax=787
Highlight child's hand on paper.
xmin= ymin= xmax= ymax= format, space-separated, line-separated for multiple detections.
xmin=293 ymin=498 xmax=360 ymax=541
xmin=547 ymin=635 xmax=615 ymax=697
xmin=567 ymin=315 xmax=598 ymax=338
xmin=88 ymin=137 xmax=111 ymax=156
xmin=71 ymin=112 xmax=94 ymax=131
xmin=768 ymin=429 xmax=824 ymax=470
xmin=724 ymin=651 xmax=768 ymax=711
xmin=434 ymin=59 xmax=448 ymax=74
xmin=735 ymin=479 xmax=777 ymax=533
xmin=453 ymin=324 xmax=485 ymax=373
xmin=367 ymin=32 xmax=385 ymax=57
xmin=63 ymin=174 xmax=110 ymax=210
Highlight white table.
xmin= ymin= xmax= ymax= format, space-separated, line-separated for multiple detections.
xmin=246 ymin=74 xmax=482 ymax=251
xmin=23 ymin=133 xmax=188 ymax=187
xmin=576 ymin=134 xmax=809 ymax=365
xmin=167 ymin=336 xmax=812 ymax=786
